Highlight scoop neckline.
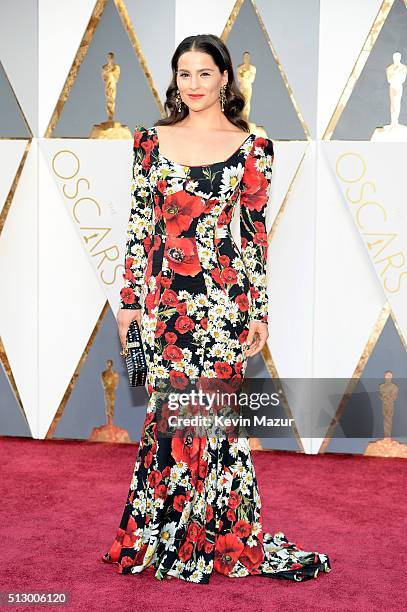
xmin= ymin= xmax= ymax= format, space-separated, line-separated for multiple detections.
xmin=152 ymin=125 xmax=254 ymax=168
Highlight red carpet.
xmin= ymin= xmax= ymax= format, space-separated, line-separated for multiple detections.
xmin=1 ymin=436 xmax=406 ymax=611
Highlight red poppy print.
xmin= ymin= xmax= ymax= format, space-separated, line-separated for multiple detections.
xmin=162 ymin=191 xmax=203 ymax=235
xmin=164 ymin=236 xmax=202 ymax=277
xmin=214 ymin=534 xmax=244 ymax=574
xmin=240 ymin=542 xmax=265 ymax=572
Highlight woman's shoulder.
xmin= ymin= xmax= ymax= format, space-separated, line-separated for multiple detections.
xmin=133 ymin=124 xmax=160 ymax=135
xmin=133 ymin=124 xmax=151 ymax=138
xmin=132 ymin=125 xmax=157 ymax=153
xmin=247 ymin=133 xmax=274 ymax=157
xmin=243 ymin=134 xmax=274 ymax=181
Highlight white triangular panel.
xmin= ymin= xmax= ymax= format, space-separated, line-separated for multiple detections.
xmin=175 ymin=0 xmax=236 ymax=43
xmin=0 ymin=140 xmax=28 ymax=215
xmin=318 ymin=0 xmax=384 ymax=137
xmin=301 ymin=438 xmax=314 ymax=454
xmin=269 ymin=142 xmax=316 ymax=378
xmin=0 ymin=143 xmax=38 ymax=435
xmin=322 ymin=141 xmax=407 ymax=345
xmin=316 ymin=142 xmax=385 ymax=380
xmin=266 ymin=141 xmax=308 ymax=229
xmin=38 ymin=0 xmax=97 ymax=136
xmin=39 ymin=139 xmax=132 ymax=314
xmin=38 ymin=140 xmax=106 ymax=438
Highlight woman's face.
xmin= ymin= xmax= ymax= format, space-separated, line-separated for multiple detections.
xmin=176 ymin=51 xmax=228 ymax=112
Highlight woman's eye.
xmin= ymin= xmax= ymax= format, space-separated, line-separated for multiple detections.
xmin=178 ymin=72 xmax=210 ymax=77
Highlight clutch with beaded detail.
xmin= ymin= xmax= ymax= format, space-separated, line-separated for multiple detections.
xmin=120 ymin=319 xmax=147 ymax=386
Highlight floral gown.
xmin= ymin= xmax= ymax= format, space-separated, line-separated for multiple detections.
xmin=102 ymin=125 xmax=332 ymax=583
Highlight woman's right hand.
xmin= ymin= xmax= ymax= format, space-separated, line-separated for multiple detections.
xmin=117 ymin=308 xmax=141 ymax=351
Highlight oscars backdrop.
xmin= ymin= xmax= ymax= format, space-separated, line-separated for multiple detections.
xmin=0 ymin=0 xmax=406 ymax=456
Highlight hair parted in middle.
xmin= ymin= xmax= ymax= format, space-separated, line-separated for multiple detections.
xmin=154 ymin=33 xmax=249 ymax=133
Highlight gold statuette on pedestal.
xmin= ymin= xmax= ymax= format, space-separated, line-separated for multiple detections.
xmin=89 ymin=359 xmax=131 ymax=443
xmin=237 ymin=51 xmax=267 ymax=138
xmin=90 ymin=52 xmax=132 ymax=139
xmin=371 ymin=52 xmax=407 ymax=141
xmin=364 ymin=371 xmax=407 ymax=458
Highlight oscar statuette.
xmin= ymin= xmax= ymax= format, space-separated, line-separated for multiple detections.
xmin=89 ymin=359 xmax=131 ymax=443
xmin=90 ymin=51 xmax=132 ymax=139
xmin=237 ymin=51 xmax=267 ymax=138
xmin=371 ymin=51 xmax=407 ymax=141
xmin=364 ymin=371 xmax=407 ymax=457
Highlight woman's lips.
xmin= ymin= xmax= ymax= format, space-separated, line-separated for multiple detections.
xmin=188 ymin=94 xmax=204 ymax=99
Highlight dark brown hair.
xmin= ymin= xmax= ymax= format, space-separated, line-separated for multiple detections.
xmin=154 ymin=34 xmax=249 ymax=132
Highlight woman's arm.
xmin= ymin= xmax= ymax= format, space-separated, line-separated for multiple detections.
xmin=240 ymin=135 xmax=274 ymax=325
xmin=119 ymin=125 xmax=154 ymax=310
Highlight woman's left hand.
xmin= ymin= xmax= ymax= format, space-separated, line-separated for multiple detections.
xmin=244 ymin=320 xmax=269 ymax=357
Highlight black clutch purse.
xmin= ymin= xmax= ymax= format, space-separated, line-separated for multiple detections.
xmin=120 ymin=319 xmax=147 ymax=386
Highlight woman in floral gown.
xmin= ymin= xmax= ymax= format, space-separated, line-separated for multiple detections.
xmin=102 ymin=34 xmax=331 ymax=583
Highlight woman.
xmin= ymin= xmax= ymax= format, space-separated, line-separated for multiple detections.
xmin=102 ymin=34 xmax=331 ymax=583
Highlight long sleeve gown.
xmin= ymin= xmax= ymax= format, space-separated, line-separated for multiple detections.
xmin=102 ymin=125 xmax=332 ymax=583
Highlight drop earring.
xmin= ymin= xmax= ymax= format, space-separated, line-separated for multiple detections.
xmin=219 ymin=84 xmax=227 ymax=112
xmin=176 ymin=89 xmax=182 ymax=113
